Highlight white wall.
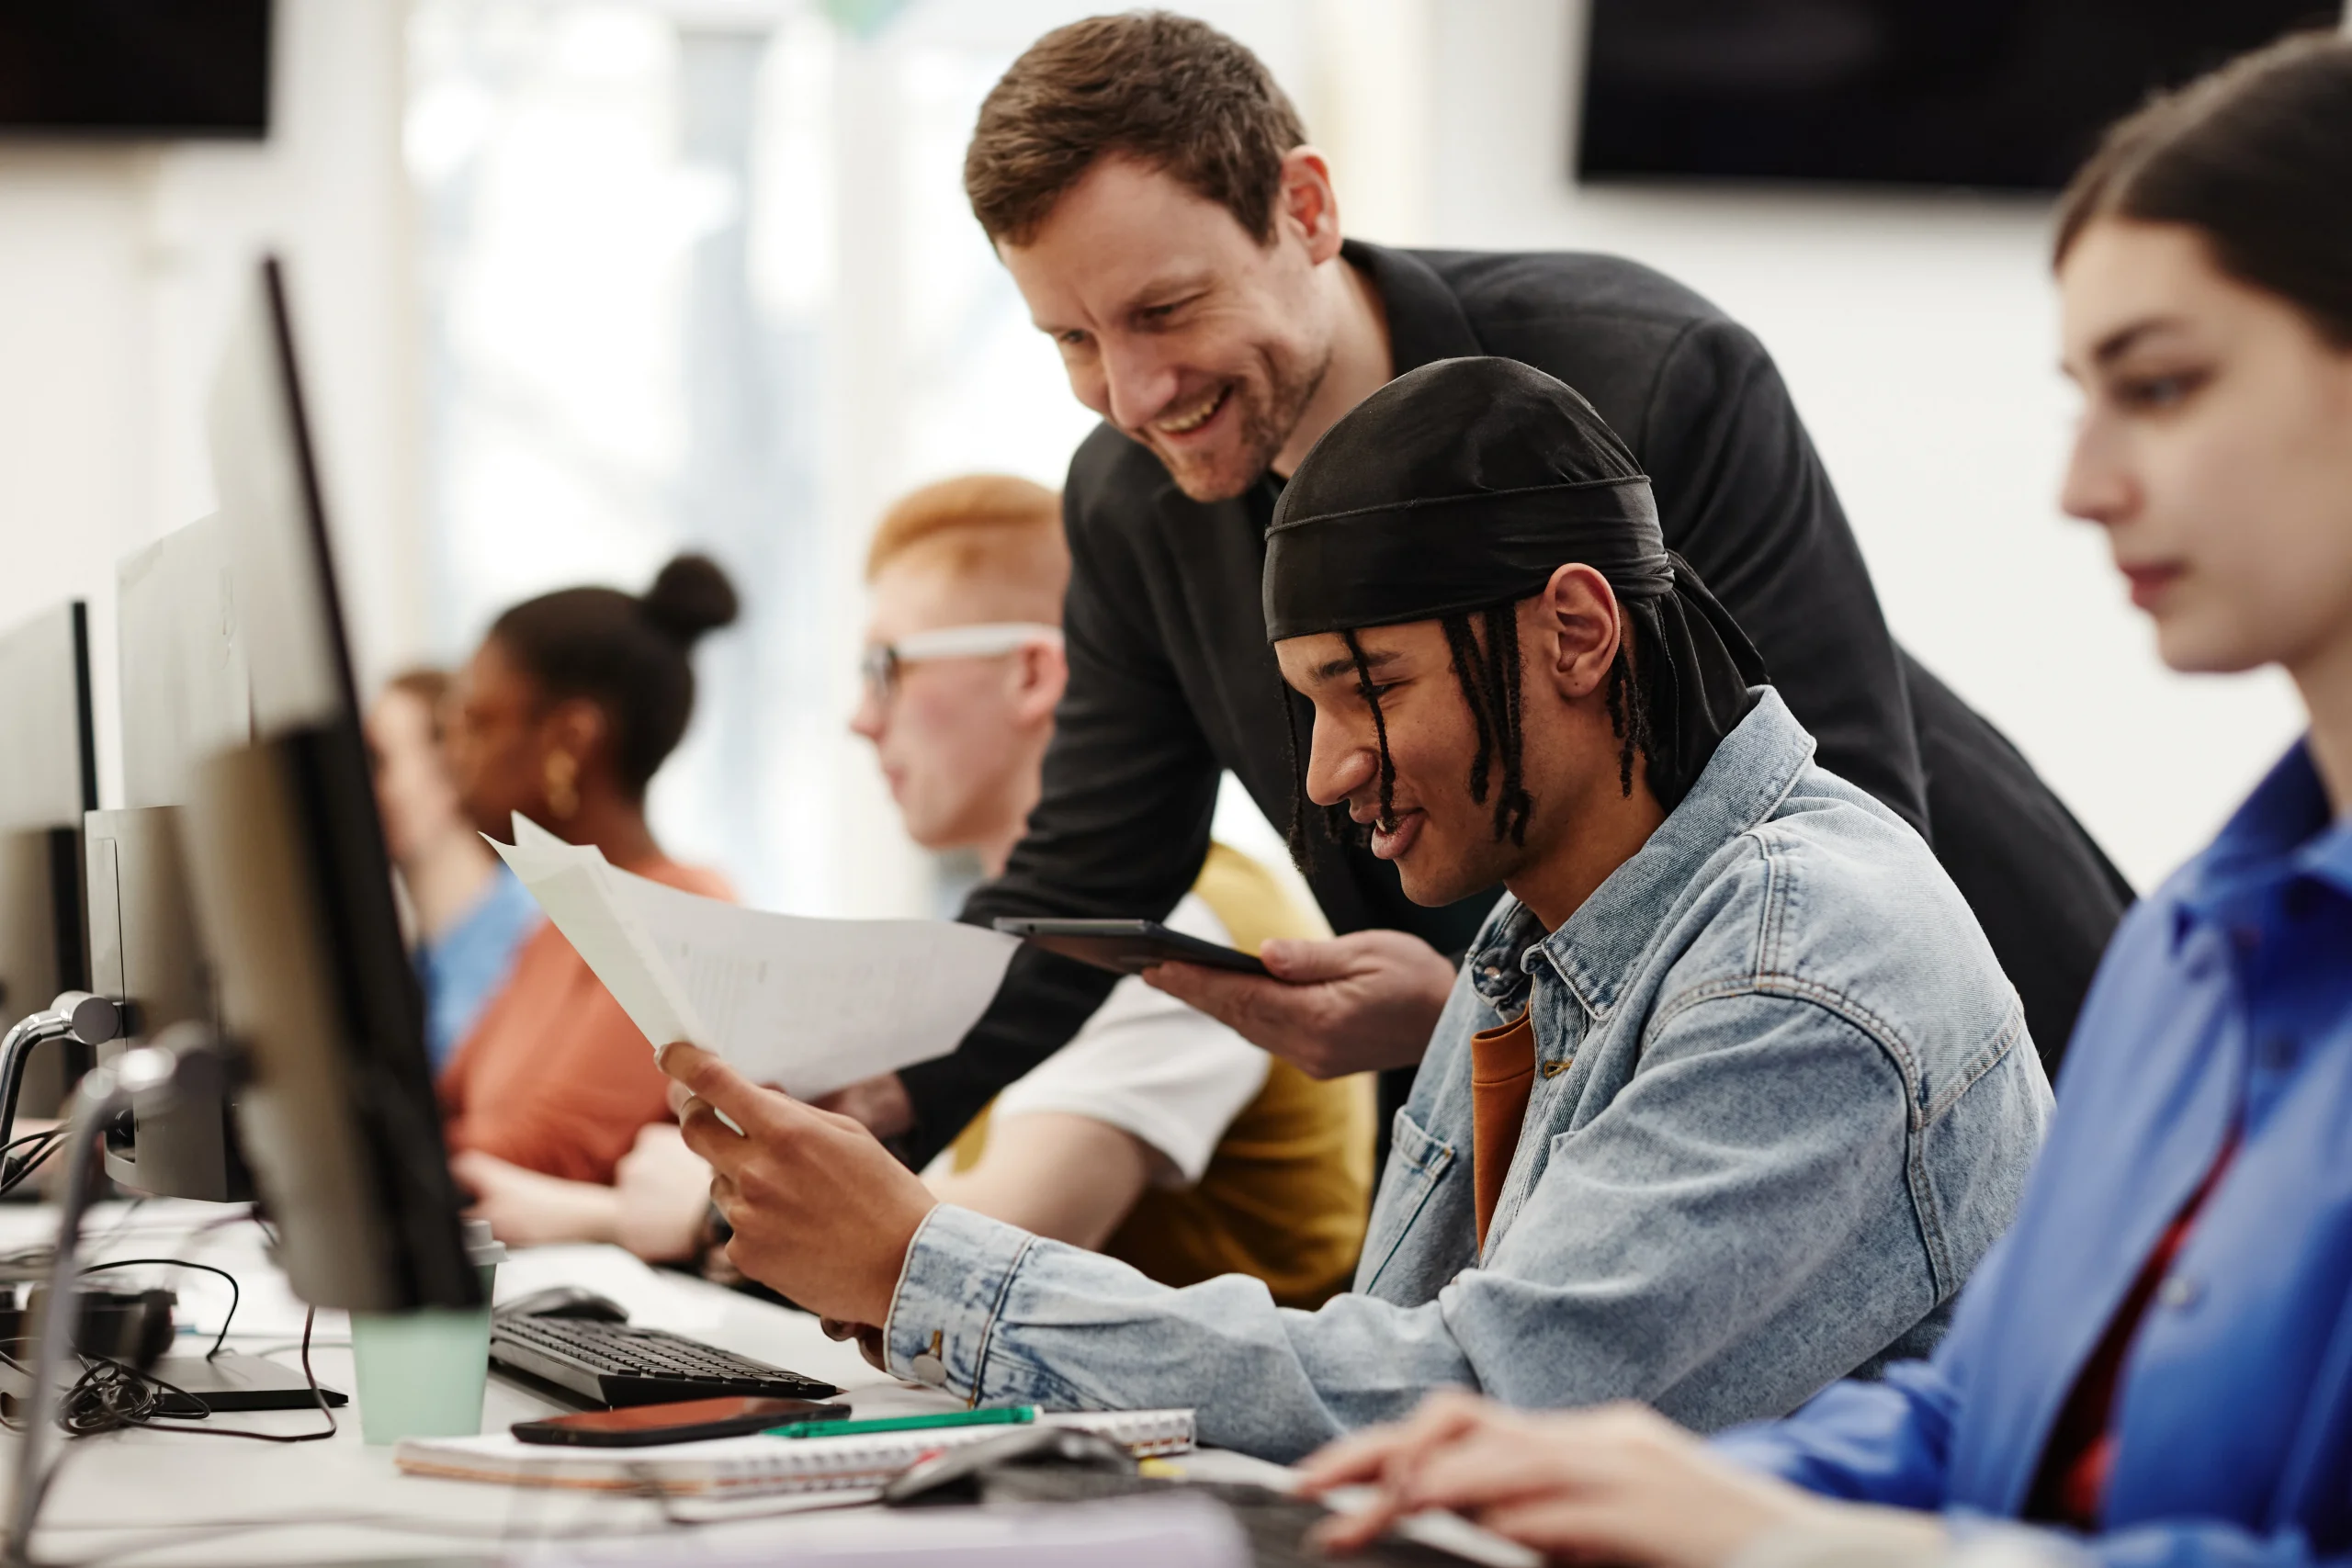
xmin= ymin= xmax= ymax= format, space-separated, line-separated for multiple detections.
xmin=0 ymin=0 xmax=2327 ymax=896
xmin=1373 ymin=0 xmax=2317 ymax=890
xmin=0 ymin=0 xmax=415 ymax=808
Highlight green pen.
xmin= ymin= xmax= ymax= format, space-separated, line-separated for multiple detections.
xmin=766 ymin=1405 xmax=1040 ymax=1440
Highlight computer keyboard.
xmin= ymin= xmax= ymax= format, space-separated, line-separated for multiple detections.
xmin=487 ymin=1314 xmax=842 ymax=1408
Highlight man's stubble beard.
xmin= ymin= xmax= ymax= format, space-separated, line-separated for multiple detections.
xmin=1155 ymin=341 xmax=1333 ymax=504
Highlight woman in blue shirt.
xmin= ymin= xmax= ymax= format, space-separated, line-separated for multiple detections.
xmin=366 ymin=669 xmax=540 ymax=1069
xmin=1297 ymin=32 xmax=2352 ymax=1568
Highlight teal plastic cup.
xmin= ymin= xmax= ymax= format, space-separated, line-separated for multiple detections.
xmin=350 ymin=1219 xmax=507 ymax=1444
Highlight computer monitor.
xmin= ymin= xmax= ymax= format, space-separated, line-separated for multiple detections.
xmin=175 ymin=256 xmax=477 ymax=1312
xmin=85 ymin=513 xmax=255 ymax=1201
xmin=117 ymin=513 xmax=253 ymax=812
xmin=0 ymin=600 xmax=99 ymax=1112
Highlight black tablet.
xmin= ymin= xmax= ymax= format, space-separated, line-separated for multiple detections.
xmin=992 ymin=918 xmax=1272 ymax=977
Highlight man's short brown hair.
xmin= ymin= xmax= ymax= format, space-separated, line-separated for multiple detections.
xmin=865 ymin=474 xmax=1069 ymax=626
xmin=964 ymin=11 xmax=1307 ymax=247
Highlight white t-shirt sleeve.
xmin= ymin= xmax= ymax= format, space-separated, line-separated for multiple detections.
xmin=986 ymin=893 xmax=1272 ymax=1188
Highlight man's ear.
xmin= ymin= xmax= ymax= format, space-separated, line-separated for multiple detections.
xmin=1007 ymin=639 xmax=1069 ymax=728
xmin=1535 ymin=564 xmax=1623 ymax=702
xmin=1275 ymin=147 xmax=1344 ymax=265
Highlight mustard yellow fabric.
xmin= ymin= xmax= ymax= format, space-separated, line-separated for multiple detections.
xmin=949 ymin=841 xmax=1375 ymax=1308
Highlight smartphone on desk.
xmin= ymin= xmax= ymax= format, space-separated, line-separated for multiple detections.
xmin=512 ymin=1394 xmax=850 ymax=1448
xmin=993 ymin=918 xmax=1271 ymax=977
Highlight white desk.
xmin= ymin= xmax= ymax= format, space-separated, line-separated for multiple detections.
xmin=3 ymin=1199 xmax=1292 ymax=1567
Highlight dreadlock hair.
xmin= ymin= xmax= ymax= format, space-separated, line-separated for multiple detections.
xmin=1274 ymin=630 xmax=1397 ymax=867
xmin=1280 ymin=676 xmax=1317 ymax=867
xmin=1438 ymin=606 xmax=1532 ymax=845
xmin=1340 ymin=628 xmax=1397 ymax=825
xmin=1601 ymin=641 xmax=1653 ymax=799
xmin=1279 ymin=596 xmax=1658 ymax=873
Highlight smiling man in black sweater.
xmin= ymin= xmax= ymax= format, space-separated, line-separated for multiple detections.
xmin=837 ymin=11 xmax=2129 ymax=1166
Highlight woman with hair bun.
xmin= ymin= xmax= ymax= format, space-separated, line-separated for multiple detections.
xmin=440 ymin=554 xmax=741 ymax=1244
xmin=1295 ymin=32 xmax=2352 ymax=1568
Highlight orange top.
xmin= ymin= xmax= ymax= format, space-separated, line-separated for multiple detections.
xmin=439 ymin=858 xmax=732 ymax=1184
xmin=1470 ymin=1011 xmax=1538 ymax=1251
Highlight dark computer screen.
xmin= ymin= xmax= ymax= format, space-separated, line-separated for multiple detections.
xmin=1577 ymin=1 xmax=2340 ymax=190
xmin=181 ymin=257 xmax=475 ymax=1311
xmin=0 ymin=0 xmax=270 ymax=139
xmin=0 ymin=603 xmax=96 ymax=1025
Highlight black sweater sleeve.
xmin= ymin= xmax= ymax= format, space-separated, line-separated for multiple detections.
xmin=896 ymin=446 xmax=1223 ymax=1165
xmin=1634 ymin=315 xmax=1927 ymax=833
xmin=1423 ymin=247 xmax=1928 ymax=835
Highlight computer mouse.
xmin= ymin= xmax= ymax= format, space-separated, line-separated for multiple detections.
xmin=495 ymin=1285 xmax=630 ymax=1323
xmin=880 ymin=1426 xmax=1135 ymax=1507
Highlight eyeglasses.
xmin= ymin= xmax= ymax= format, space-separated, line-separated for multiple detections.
xmin=858 ymin=622 xmax=1064 ymax=705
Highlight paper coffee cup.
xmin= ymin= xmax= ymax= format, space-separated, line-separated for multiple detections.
xmin=349 ymin=1219 xmax=505 ymax=1444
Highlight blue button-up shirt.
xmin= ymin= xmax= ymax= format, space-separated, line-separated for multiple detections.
xmin=1719 ymin=741 xmax=2352 ymax=1567
xmin=416 ymin=865 xmax=541 ymax=1072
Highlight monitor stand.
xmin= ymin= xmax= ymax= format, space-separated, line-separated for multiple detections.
xmin=150 ymin=1350 xmax=346 ymax=1414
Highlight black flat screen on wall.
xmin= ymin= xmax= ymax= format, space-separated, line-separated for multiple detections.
xmin=0 ymin=0 xmax=271 ymax=138
xmin=1577 ymin=1 xmax=2339 ymax=190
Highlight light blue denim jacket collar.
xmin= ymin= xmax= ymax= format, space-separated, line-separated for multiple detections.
xmin=1469 ymin=685 xmax=1813 ymax=1024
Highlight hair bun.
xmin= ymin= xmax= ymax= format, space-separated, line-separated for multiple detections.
xmin=640 ymin=553 xmax=740 ymax=645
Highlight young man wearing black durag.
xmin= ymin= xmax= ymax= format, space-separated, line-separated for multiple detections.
xmin=820 ymin=12 xmax=2131 ymax=1168
xmin=659 ymin=357 xmax=2051 ymax=1463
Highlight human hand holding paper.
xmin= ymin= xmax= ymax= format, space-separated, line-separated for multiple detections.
xmin=667 ymin=1042 xmax=933 ymax=1325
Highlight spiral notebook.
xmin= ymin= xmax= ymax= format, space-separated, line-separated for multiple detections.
xmin=393 ymin=1408 xmax=1195 ymax=1497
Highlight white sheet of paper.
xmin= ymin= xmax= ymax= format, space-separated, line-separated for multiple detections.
xmin=487 ymin=826 xmax=709 ymax=1050
xmin=485 ymin=821 xmax=1017 ymax=1099
xmin=509 ymin=812 xmax=569 ymax=852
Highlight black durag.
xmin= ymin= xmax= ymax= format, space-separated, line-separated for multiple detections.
xmin=1263 ymin=355 xmax=1767 ymax=811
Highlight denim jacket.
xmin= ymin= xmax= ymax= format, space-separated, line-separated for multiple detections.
xmin=883 ymin=690 xmax=2053 ymax=1461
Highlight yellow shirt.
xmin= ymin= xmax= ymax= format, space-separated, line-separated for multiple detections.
xmin=951 ymin=842 xmax=1375 ymax=1308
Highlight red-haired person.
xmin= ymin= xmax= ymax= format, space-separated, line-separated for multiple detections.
xmin=616 ymin=477 xmax=1374 ymax=1304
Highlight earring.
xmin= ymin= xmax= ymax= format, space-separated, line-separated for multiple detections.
xmin=544 ymin=751 xmax=580 ymax=821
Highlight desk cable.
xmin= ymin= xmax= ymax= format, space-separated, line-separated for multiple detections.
xmin=0 ymin=1251 xmax=338 ymax=1555
xmin=0 ymin=1126 xmax=69 ymax=1201
xmin=0 ymin=1201 xmax=172 ymax=1278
